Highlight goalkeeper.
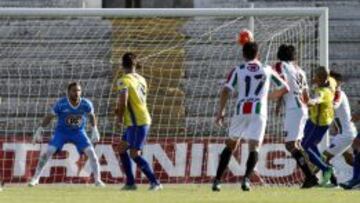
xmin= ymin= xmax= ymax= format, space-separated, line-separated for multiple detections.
xmin=28 ymin=82 xmax=105 ymax=187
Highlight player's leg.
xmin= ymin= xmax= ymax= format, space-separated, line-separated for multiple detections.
xmin=212 ymin=138 xmax=239 ymax=191
xmin=342 ymin=150 xmax=353 ymax=166
xmin=128 ymin=125 xmax=161 ymax=191
xmin=212 ymin=115 xmax=245 ymax=192
xmin=284 ymin=111 xmax=318 ymax=188
xmin=241 ymin=139 xmax=259 ymax=191
xmin=72 ymin=132 xmax=104 ymax=187
xmin=29 ymin=132 xmax=65 ymax=187
xmin=119 ymin=127 xmax=136 ymax=190
xmin=341 ymin=135 xmax=360 ymax=189
xmin=241 ymin=115 xmax=266 ymax=191
xmin=301 ymin=120 xmax=334 ymax=186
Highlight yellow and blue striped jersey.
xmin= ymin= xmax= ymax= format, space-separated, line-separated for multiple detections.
xmin=115 ymin=73 xmax=151 ymax=127
xmin=309 ymin=77 xmax=337 ymax=126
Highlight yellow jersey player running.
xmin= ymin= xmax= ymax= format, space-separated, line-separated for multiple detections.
xmin=301 ymin=66 xmax=338 ymax=186
xmin=115 ymin=52 xmax=162 ymax=191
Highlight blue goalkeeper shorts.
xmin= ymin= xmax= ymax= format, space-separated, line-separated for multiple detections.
xmin=49 ymin=130 xmax=91 ymax=153
xmin=122 ymin=125 xmax=150 ymax=150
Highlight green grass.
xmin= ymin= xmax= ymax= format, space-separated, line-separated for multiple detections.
xmin=0 ymin=184 xmax=359 ymax=203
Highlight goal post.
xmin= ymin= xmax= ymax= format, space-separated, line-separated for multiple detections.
xmin=0 ymin=8 xmax=329 ymax=185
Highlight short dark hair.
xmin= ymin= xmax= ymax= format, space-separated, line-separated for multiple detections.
xmin=242 ymin=42 xmax=258 ymax=60
xmin=277 ymin=44 xmax=288 ymax=61
xmin=315 ymin=66 xmax=329 ymax=81
xmin=286 ymin=45 xmax=296 ymax=61
xmin=67 ymin=81 xmax=81 ymax=92
xmin=122 ymin=52 xmax=137 ymax=69
xmin=277 ymin=44 xmax=296 ymax=61
xmin=330 ymin=70 xmax=343 ymax=82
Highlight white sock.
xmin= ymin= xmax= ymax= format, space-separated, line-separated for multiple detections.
xmin=32 ymin=146 xmax=56 ymax=181
xmin=84 ymin=147 xmax=101 ymax=182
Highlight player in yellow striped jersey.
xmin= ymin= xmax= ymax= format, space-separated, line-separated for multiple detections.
xmin=301 ymin=66 xmax=338 ymax=187
xmin=115 ymin=53 xmax=161 ymax=191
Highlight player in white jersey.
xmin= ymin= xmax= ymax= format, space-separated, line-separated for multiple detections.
xmin=323 ymin=72 xmax=356 ymax=165
xmin=212 ymin=42 xmax=289 ymax=192
xmin=274 ymin=45 xmax=319 ymax=188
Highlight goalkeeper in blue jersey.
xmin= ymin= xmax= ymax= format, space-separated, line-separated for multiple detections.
xmin=28 ymin=82 xmax=105 ymax=187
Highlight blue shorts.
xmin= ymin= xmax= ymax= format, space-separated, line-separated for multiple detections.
xmin=122 ymin=125 xmax=150 ymax=150
xmin=301 ymin=120 xmax=329 ymax=147
xmin=357 ymin=133 xmax=360 ymax=139
xmin=49 ymin=130 xmax=91 ymax=153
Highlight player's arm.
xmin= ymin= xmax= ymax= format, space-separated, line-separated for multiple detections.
xmin=89 ymin=114 xmax=100 ymax=143
xmin=115 ymin=79 xmax=129 ymax=125
xmin=268 ymin=69 xmax=289 ymax=100
xmin=272 ymin=64 xmax=286 ymax=115
xmin=307 ymin=89 xmax=325 ymax=106
xmin=215 ymin=86 xmax=231 ymax=126
xmin=87 ymin=102 xmax=100 ymax=143
xmin=32 ymin=113 xmax=55 ymax=144
xmin=352 ymin=113 xmax=360 ymax=122
xmin=215 ymin=69 xmax=236 ymax=126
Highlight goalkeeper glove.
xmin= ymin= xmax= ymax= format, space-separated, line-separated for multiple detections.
xmin=32 ymin=126 xmax=44 ymax=144
xmin=90 ymin=126 xmax=100 ymax=143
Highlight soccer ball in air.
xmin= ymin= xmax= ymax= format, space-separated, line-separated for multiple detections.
xmin=237 ymin=29 xmax=254 ymax=46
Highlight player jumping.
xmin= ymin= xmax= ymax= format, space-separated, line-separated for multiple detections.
xmin=29 ymin=82 xmax=105 ymax=187
xmin=274 ymin=44 xmax=319 ymax=188
xmin=115 ymin=52 xmax=162 ymax=191
xmin=212 ymin=42 xmax=289 ymax=192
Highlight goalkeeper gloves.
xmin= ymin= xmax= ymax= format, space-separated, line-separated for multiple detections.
xmin=90 ymin=126 xmax=100 ymax=143
xmin=32 ymin=126 xmax=44 ymax=144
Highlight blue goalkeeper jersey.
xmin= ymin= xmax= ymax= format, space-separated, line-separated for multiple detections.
xmin=52 ymin=97 xmax=94 ymax=133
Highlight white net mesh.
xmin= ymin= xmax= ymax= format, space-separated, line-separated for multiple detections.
xmin=0 ymin=10 xmax=321 ymax=185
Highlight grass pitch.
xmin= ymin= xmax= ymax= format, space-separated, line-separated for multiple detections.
xmin=0 ymin=184 xmax=359 ymax=203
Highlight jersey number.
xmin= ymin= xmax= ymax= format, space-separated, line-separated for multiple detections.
xmin=244 ymin=74 xmax=266 ymax=97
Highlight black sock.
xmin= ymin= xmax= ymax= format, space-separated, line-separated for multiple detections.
xmin=245 ymin=151 xmax=259 ymax=178
xmin=215 ymin=147 xmax=233 ymax=180
xmin=291 ymin=149 xmax=314 ymax=179
xmin=330 ymin=173 xmax=338 ymax=185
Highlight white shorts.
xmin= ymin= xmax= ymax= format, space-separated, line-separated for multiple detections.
xmin=228 ymin=114 xmax=267 ymax=143
xmin=327 ymin=125 xmax=357 ymax=155
xmin=283 ymin=109 xmax=308 ymax=142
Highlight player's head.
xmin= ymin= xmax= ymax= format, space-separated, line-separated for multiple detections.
xmin=277 ymin=44 xmax=296 ymax=62
xmin=330 ymin=70 xmax=343 ymax=87
xmin=313 ymin=66 xmax=329 ymax=86
xmin=286 ymin=45 xmax=296 ymax=61
xmin=67 ymin=82 xmax=81 ymax=101
xmin=242 ymin=42 xmax=259 ymax=61
xmin=122 ymin=52 xmax=137 ymax=71
xmin=277 ymin=44 xmax=288 ymax=61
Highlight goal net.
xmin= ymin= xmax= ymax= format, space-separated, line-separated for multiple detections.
xmin=0 ymin=8 xmax=328 ymax=185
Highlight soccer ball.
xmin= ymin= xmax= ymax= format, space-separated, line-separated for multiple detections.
xmin=237 ymin=29 xmax=254 ymax=46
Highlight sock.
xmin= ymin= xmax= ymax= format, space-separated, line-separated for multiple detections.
xmin=304 ymin=145 xmax=330 ymax=172
xmin=32 ymin=146 xmax=56 ymax=181
xmin=291 ymin=149 xmax=315 ymax=179
xmin=245 ymin=151 xmax=259 ymax=178
xmin=133 ymin=156 xmax=158 ymax=185
xmin=330 ymin=173 xmax=338 ymax=185
xmin=84 ymin=147 xmax=101 ymax=183
xmin=120 ymin=152 xmax=135 ymax=185
xmin=215 ymin=147 xmax=232 ymax=181
xmin=353 ymin=150 xmax=360 ymax=180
